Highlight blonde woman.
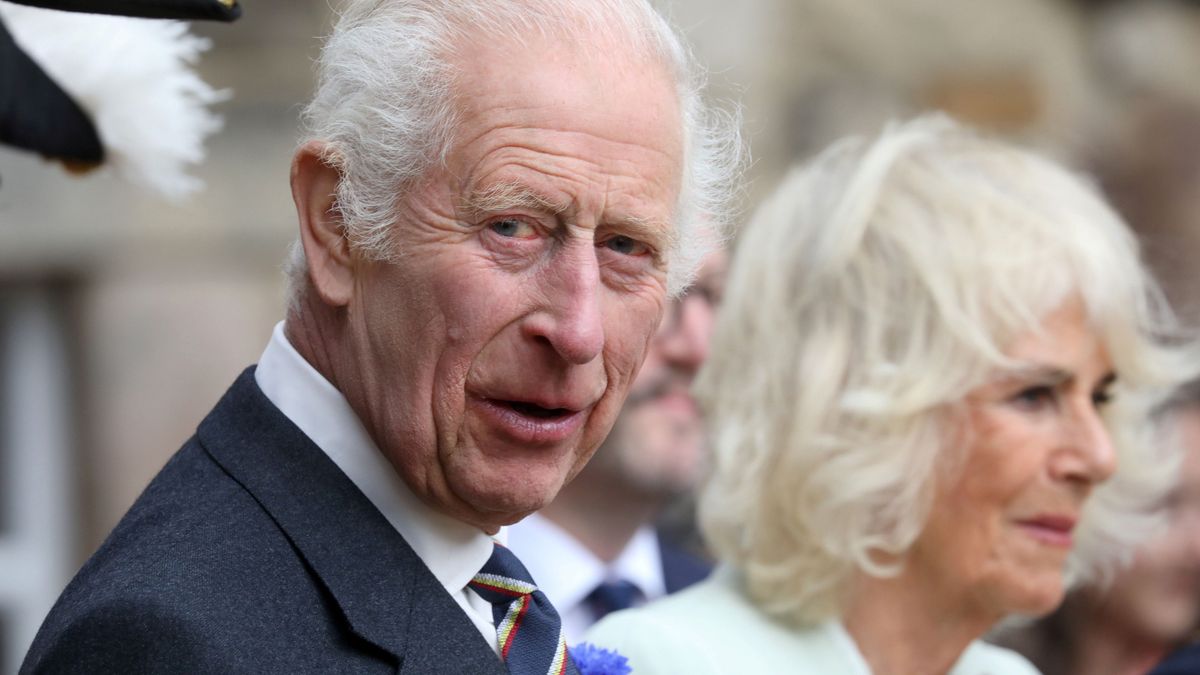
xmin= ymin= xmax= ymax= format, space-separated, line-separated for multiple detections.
xmin=588 ymin=117 xmax=1196 ymax=675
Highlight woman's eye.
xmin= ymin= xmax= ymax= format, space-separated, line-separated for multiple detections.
xmin=489 ymin=218 xmax=535 ymax=239
xmin=602 ymin=235 xmax=650 ymax=257
xmin=1012 ymin=385 xmax=1056 ymax=410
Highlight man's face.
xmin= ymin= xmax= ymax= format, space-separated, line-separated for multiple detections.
xmin=339 ymin=35 xmax=684 ymax=531
xmin=587 ymin=252 xmax=726 ymax=496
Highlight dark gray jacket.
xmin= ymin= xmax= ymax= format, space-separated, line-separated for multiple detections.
xmin=22 ymin=369 xmax=507 ymax=674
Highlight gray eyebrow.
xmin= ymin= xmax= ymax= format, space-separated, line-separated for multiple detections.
xmin=460 ymin=182 xmax=569 ymax=218
xmin=461 ymin=180 xmax=676 ymax=252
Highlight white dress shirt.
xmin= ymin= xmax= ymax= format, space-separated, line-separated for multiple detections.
xmin=254 ymin=321 xmax=503 ymax=653
xmin=506 ymin=512 xmax=667 ymax=643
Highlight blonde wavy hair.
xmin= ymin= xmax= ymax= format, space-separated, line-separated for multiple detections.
xmin=696 ymin=115 xmax=1197 ymax=627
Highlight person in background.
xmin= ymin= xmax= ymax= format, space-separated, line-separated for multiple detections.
xmin=508 ymin=251 xmax=726 ymax=642
xmin=19 ymin=1 xmax=742 ymax=672
xmin=588 ymin=115 xmax=1196 ymax=674
xmin=1128 ymin=386 xmax=1200 ymax=672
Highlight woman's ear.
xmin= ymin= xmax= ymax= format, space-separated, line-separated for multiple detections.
xmin=291 ymin=140 xmax=355 ymax=307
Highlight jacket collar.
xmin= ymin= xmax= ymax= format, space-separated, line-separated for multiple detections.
xmin=197 ymin=368 xmax=506 ymax=674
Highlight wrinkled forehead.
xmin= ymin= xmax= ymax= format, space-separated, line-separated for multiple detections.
xmin=442 ymin=29 xmax=686 ymax=212
xmin=436 ymin=3 xmax=685 ymax=123
xmin=453 ymin=40 xmax=681 ymax=139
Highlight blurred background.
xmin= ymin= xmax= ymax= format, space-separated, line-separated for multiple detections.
xmin=3 ymin=0 xmax=1200 ymax=671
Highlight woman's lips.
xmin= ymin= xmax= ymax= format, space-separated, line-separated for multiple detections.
xmin=1016 ymin=515 xmax=1077 ymax=548
xmin=469 ymin=396 xmax=588 ymax=445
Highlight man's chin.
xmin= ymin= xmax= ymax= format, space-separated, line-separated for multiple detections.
xmin=463 ymin=502 xmax=549 ymax=533
xmin=448 ymin=474 xmax=568 ymax=530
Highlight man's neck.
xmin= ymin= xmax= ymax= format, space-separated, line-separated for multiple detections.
xmin=284 ymin=303 xmax=342 ymax=390
xmin=539 ymin=471 xmax=663 ymax=563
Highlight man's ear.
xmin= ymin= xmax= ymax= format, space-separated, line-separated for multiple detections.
xmin=291 ymin=140 xmax=355 ymax=307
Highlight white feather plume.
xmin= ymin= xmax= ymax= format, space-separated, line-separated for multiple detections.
xmin=0 ymin=3 xmax=226 ymax=199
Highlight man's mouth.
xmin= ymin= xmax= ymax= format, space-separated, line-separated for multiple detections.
xmin=507 ymin=400 xmax=573 ymax=419
xmin=470 ymin=396 xmax=590 ymax=445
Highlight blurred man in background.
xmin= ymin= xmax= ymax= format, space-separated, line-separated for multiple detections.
xmin=508 ymin=252 xmax=726 ymax=642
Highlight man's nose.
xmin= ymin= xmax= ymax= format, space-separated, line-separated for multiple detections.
xmin=656 ymin=294 xmax=713 ymax=373
xmin=1052 ymin=403 xmax=1118 ymax=486
xmin=521 ymin=245 xmax=604 ymax=365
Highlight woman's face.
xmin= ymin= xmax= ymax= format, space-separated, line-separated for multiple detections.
xmin=911 ymin=298 xmax=1117 ymax=621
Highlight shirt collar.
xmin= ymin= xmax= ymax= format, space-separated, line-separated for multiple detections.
xmin=255 ymin=321 xmax=500 ymax=595
xmin=506 ymin=512 xmax=665 ymax=612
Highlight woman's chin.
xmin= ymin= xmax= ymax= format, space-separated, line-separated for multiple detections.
xmin=1008 ymin=578 xmax=1067 ymax=618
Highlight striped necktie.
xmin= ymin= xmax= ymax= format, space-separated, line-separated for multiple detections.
xmin=468 ymin=543 xmax=580 ymax=675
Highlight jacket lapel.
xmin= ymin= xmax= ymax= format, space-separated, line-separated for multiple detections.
xmin=197 ymin=369 xmax=506 ymax=674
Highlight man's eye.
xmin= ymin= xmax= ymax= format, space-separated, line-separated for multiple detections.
xmin=1092 ymin=387 xmax=1115 ymax=408
xmin=602 ymin=235 xmax=650 ymax=257
xmin=489 ymin=218 xmax=535 ymax=238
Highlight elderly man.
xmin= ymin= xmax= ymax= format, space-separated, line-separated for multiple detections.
xmin=20 ymin=1 xmax=738 ymax=673
xmin=508 ymin=252 xmax=725 ymax=642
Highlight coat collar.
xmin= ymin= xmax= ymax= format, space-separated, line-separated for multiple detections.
xmin=197 ymin=368 xmax=506 ymax=674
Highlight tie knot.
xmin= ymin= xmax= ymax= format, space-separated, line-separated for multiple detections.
xmin=466 ymin=543 xmax=578 ymax=674
xmin=469 ymin=543 xmax=539 ymax=604
xmin=586 ymin=579 xmax=642 ymax=619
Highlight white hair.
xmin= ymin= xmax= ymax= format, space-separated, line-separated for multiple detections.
xmin=696 ymin=114 xmax=1199 ymax=627
xmin=285 ymin=0 xmax=743 ymax=306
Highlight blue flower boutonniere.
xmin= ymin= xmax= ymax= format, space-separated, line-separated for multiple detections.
xmin=569 ymin=642 xmax=632 ymax=675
